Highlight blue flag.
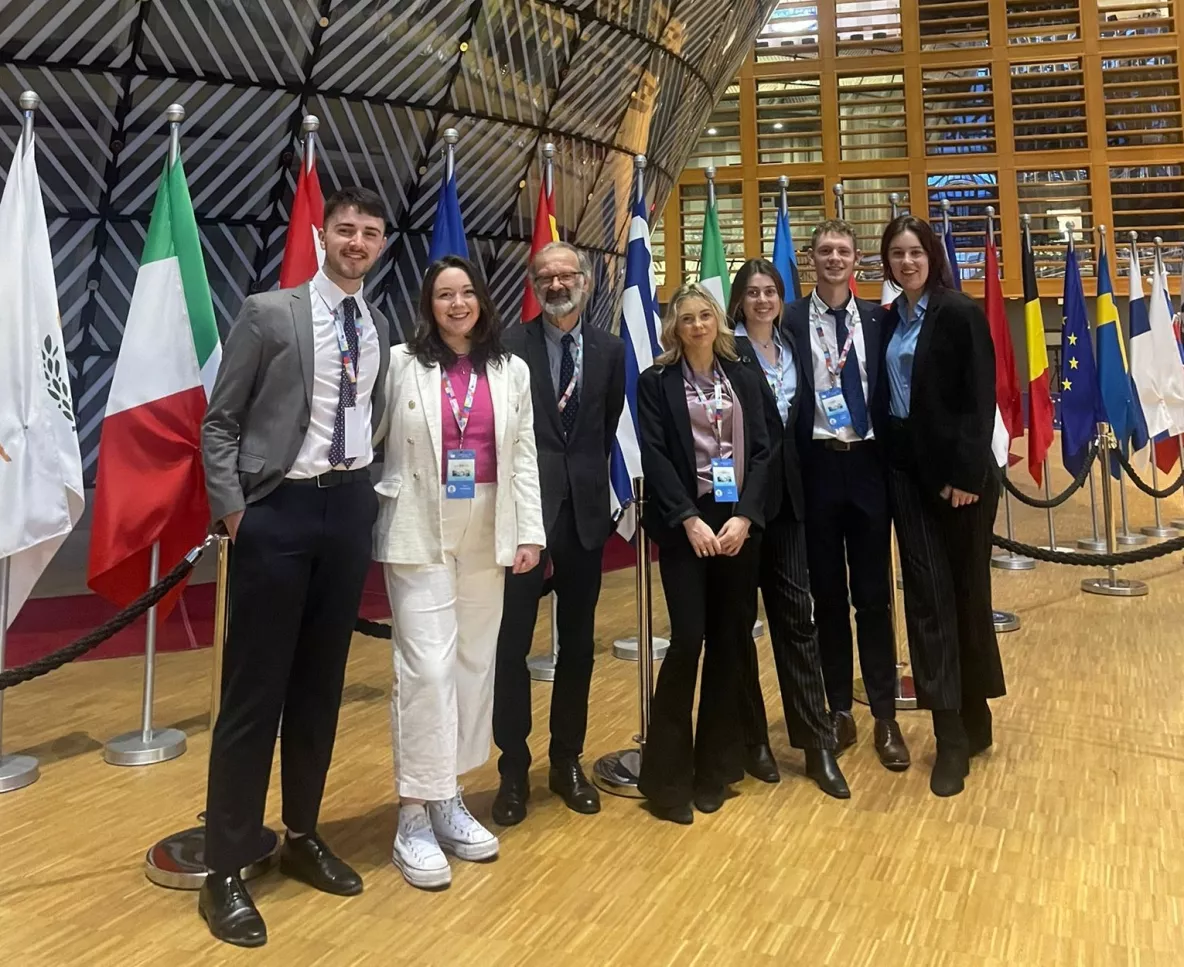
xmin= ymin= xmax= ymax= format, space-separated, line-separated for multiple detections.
xmin=1060 ymin=245 xmax=1101 ymax=475
xmin=428 ymin=169 xmax=467 ymax=262
xmin=609 ymin=192 xmax=662 ymax=540
xmin=1096 ymin=240 xmax=1149 ymax=473
xmin=943 ymin=226 xmax=961 ymax=291
xmin=772 ymin=208 xmax=800 ymax=302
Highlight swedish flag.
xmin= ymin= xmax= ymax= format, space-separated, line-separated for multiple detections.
xmin=1095 ymin=235 xmax=1148 ymax=471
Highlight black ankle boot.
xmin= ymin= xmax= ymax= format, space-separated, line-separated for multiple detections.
xmin=930 ymin=710 xmax=970 ymax=797
xmin=962 ymin=698 xmax=993 ymax=757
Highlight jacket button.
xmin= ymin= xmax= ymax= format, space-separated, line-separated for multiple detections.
xmin=409 ymin=400 xmax=416 ymax=409
xmin=406 ymin=437 xmax=413 ymax=444
xmin=514 ymin=437 xmax=519 ymax=443
xmin=413 ymin=471 xmax=420 ymax=479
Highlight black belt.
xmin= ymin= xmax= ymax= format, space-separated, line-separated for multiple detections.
xmin=287 ymin=467 xmax=370 ymax=488
xmin=814 ymin=437 xmax=867 ymax=452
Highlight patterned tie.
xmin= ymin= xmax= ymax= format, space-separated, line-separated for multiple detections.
xmin=559 ymin=332 xmax=579 ymax=437
xmin=832 ymin=307 xmax=869 ymax=438
xmin=328 ymin=296 xmax=360 ymax=469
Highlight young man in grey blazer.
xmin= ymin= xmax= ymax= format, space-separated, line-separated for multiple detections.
xmin=198 ymin=187 xmax=390 ymax=948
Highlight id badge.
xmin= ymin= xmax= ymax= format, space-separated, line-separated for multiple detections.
xmin=343 ymin=404 xmax=368 ymax=460
xmin=818 ymin=387 xmax=853 ymax=430
xmin=446 ymin=449 xmax=476 ymax=499
xmin=711 ymin=457 xmax=738 ymax=503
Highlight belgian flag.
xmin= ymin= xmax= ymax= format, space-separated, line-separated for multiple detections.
xmin=1021 ymin=227 xmax=1055 ymax=486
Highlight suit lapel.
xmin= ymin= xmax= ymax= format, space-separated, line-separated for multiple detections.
xmin=416 ymin=361 xmax=443 ymax=476
xmin=912 ymin=288 xmax=942 ymax=397
xmin=664 ymin=364 xmax=696 ymax=478
xmin=291 ymin=285 xmax=314 ymax=406
xmin=526 ymin=321 xmax=563 ymax=441
xmin=570 ymin=324 xmax=600 ymax=439
xmin=857 ymin=299 xmax=881 ymax=400
xmin=487 ymin=359 xmax=509 ymax=458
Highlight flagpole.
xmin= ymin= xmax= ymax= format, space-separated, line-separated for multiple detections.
xmin=778 ymin=175 xmax=789 ymax=219
xmin=889 ymin=192 xmax=899 ymax=220
xmin=832 ymin=182 xmax=845 ymax=220
xmin=1082 ymin=423 xmax=1148 ymax=596
xmin=443 ymin=126 xmax=459 ymax=181
xmin=301 ymin=113 xmax=319 ymax=172
xmin=1110 ymin=230 xmax=1149 ymax=546
xmin=104 ymin=104 xmax=191 ymax=767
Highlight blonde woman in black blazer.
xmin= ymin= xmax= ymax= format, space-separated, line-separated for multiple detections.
xmin=635 ymin=282 xmax=772 ymax=825
xmin=873 ymin=215 xmax=1005 ymax=798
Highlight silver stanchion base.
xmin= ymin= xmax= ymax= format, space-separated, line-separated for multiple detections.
xmin=1116 ymin=531 xmax=1149 ymax=546
xmin=1081 ymin=576 xmax=1149 ymax=597
xmin=853 ymin=670 xmax=917 ymax=711
xmin=993 ymin=610 xmax=1020 ymax=632
xmin=0 ymin=753 xmax=40 ymax=794
xmin=145 ymin=824 xmax=280 ymax=889
xmin=612 ymin=636 xmax=669 ymax=661
xmin=752 ymin=620 xmax=764 ymax=638
xmin=1141 ymin=524 xmax=1178 ymax=538
xmin=526 ymin=654 xmax=557 ymax=682
xmin=1076 ymin=537 xmax=1107 ymax=551
xmin=992 ymin=552 xmax=1036 ymax=571
xmin=1038 ymin=544 xmax=1077 ymax=554
xmin=1171 ymin=518 xmax=1184 ymax=530
xmin=592 ymin=747 xmax=644 ymax=798
xmin=104 ymin=728 xmax=187 ymax=766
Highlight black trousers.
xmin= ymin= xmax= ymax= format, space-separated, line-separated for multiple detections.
xmin=885 ymin=428 xmax=1006 ymax=711
xmin=638 ymin=497 xmax=760 ymax=808
xmin=493 ymin=498 xmax=604 ymax=778
xmin=802 ymin=441 xmax=898 ymax=720
xmin=739 ymin=508 xmax=837 ymax=751
xmin=204 ymin=477 xmax=377 ymax=873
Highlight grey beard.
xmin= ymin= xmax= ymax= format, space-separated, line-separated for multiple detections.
xmin=542 ymin=296 xmax=579 ymax=319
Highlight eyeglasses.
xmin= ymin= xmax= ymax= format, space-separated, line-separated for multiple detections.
xmin=535 ymin=272 xmax=581 ymax=287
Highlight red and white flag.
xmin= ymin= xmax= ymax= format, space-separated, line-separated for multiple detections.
xmin=521 ymin=177 xmax=558 ymax=321
xmin=279 ymin=156 xmax=324 ymax=289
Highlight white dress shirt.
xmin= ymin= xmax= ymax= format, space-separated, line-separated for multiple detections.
xmin=287 ymin=270 xmax=380 ymax=478
xmin=808 ymin=289 xmax=875 ymax=443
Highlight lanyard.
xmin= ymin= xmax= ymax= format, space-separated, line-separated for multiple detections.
xmin=557 ymin=334 xmax=583 ymax=414
xmin=685 ymin=364 xmax=726 ymax=452
xmin=442 ymin=366 xmax=479 ymax=446
xmin=811 ymin=299 xmax=855 ymax=389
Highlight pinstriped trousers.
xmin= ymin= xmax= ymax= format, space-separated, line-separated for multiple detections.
xmin=886 ymin=464 xmax=1006 ymax=711
xmin=740 ymin=510 xmax=838 ymax=751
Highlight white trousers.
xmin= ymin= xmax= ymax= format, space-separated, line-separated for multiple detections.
xmin=385 ymin=484 xmax=505 ymax=800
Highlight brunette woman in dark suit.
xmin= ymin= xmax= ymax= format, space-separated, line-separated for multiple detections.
xmin=873 ymin=215 xmax=1005 ymax=797
xmin=635 ymin=282 xmax=772 ymax=824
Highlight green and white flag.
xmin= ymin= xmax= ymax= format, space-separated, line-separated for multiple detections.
xmin=698 ymin=198 xmax=730 ymax=309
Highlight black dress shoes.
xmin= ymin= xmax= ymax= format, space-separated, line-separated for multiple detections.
xmin=693 ymin=786 xmax=726 ymax=814
xmin=492 ymin=775 xmax=530 ymax=826
xmin=198 ymin=873 xmax=267 ymax=948
xmin=874 ymin=718 xmax=911 ymax=772
xmin=548 ymin=760 xmax=601 ymax=815
xmin=931 ymin=709 xmax=971 ymax=797
xmin=804 ymin=749 xmax=851 ymax=799
xmin=648 ymin=801 xmax=693 ymax=825
xmin=278 ymin=832 xmax=363 ymax=896
xmin=831 ymin=710 xmax=857 ymax=754
xmin=743 ymin=743 xmax=781 ymax=783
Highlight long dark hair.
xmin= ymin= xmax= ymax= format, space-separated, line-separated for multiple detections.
xmin=880 ymin=215 xmax=953 ymax=293
xmin=408 ymin=256 xmax=506 ymax=370
xmin=726 ymin=258 xmax=785 ymax=330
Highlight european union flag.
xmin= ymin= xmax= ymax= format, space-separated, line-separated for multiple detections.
xmin=943 ymin=226 xmax=961 ymax=291
xmin=1095 ymin=239 xmax=1149 ymax=474
xmin=1060 ymin=245 xmax=1102 ymax=475
xmin=428 ymin=168 xmax=467 ymax=262
xmin=772 ymin=208 xmax=801 ymax=302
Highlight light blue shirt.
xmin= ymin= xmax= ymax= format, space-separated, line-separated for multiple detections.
xmin=735 ymin=322 xmax=797 ymax=426
xmin=886 ymin=292 xmax=929 ymax=418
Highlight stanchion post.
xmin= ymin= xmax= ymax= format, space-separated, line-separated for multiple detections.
xmin=1173 ymin=435 xmax=1184 ymax=531
xmin=105 ymin=104 xmax=192 ymax=767
xmin=1082 ymin=424 xmax=1148 ymax=596
xmin=992 ymin=467 xmax=1036 ymax=570
xmin=0 ymin=556 xmax=41 ymax=793
xmin=1078 ymin=461 xmax=1107 ymax=551
xmin=1038 ymin=457 xmax=1074 ymax=552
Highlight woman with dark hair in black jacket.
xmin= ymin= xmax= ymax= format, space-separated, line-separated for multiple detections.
xmin=874 ymin=215 xmax=1005 ymax=797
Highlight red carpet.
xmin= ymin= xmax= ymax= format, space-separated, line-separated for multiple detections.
xmin=6 ymin=538 xmax=644 ymax=669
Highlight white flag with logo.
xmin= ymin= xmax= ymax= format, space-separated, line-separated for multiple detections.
xmin=0 ymin=128 xmax=85 ymax=627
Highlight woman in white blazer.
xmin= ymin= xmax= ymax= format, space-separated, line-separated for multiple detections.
xmin=373 ymin=255 xmax=545 ymax=890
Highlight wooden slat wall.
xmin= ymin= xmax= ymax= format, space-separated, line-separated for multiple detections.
xmin=660 ymin=0 xmax=1184 ymax=303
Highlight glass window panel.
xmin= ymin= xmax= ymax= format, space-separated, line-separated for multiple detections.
xmin=756 ymin=2 xmax=820 ymax=63
xmin=680 ymin=182 xmax=746 ymax=283
xmin=926 ymin=172 xmax=1001 ymax=280
xmin=756 ymin=77 xmax=823 ymax=164
xmin=840 ymin=177 xmax=911 ymax=280
xmin=1016 ymin=169 xmax=1095 ymax=278
xmin=922 ymin=66 xmax=996 ymax=156
xmin=838 ymin=73 xmax=907 ymax=160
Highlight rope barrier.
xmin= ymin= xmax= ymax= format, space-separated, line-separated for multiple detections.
xmin=355 ymin=618 xmax=390 ymax=640
xmin=1114 ymin=448 xmax=1184 ymax=500
xmin=997 ymin=445 xmax=1097 ymax=509
xmin=0 ymin=537 xmax=215 ymax=691
xmin=992 ymin=532 xmax=1184 ymax=566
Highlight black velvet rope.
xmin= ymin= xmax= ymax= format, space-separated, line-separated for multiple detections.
xmin=1114 ymin=447 xmax=1184 ymax=500
xmin=355 ymin=618 xmax=390 ymax=639
xmin=991 ymin=532 xmax=1184 ymax=566
xmin=998 ymin=445 xmax=1097 ymax=509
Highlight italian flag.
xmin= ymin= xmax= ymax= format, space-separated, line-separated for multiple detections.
xmin=87 ymin=153 xmax=221 ymax=616
xmin=698 ymin=196 xmax=730 ymax=309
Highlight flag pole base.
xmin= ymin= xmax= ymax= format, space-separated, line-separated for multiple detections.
xmin=992 ymin=552 xmax=1036 ymax=571
xmin=592 ymin=747 xmax=644 ymax=798
xmin=1116 ymin=531 xmax=1148 ymax=546
xmin=1141 ymin=524 xmax=1178 ymax=538
xmin=1081 ymin=577 xmax=1149 ymax=597
xmin=612 ymin=637 xmax=669 ymax=661
xmin=144 ymin=822 xmax=280 ymax=890
xmin=104 ymin=728 xmax=187 ymax=767
xmin=993 ymin=610 xmax=1020 ymax=632
xmin=0 ymin=753 xmax=39 ymax=794
xmin=1171 ymin=518 xmax=1184 ymax=530
xmin=526 ymin=654 xmax=557 ymax=683
xmin=1076 ymin=537 xmax=1107 ymax=551
xmin=853 ymin=666 xmax=917 ymax=711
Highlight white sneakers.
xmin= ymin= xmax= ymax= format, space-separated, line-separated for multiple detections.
xmin=392 ymin=791 xmax=498 ymax=890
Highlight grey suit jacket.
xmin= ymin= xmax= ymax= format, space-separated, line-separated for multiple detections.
xmin=201 ymin=283 xmax=390 ymax=524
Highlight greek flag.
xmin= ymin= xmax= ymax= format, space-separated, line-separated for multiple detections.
xmin=609 ymin=194 xmax=662 ymax=540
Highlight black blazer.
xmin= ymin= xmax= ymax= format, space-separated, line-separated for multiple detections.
xmin=733 ymin=334 xmax=806 ymax=523
xmin=784 ymin=294 xmax=884 ymax=458
xmin=636 ymin=354 xmax=772 ymax=549
xmin=870 ymin=287 xmax=996 ymax=498
xmin=503 ymin=318 xmax=626 ymax=550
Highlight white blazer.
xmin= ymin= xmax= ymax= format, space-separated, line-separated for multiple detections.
xmin=372 ymin=345 xmax=546 ymax=567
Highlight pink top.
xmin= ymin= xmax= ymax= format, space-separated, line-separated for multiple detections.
xmin=682 ymin=359 xmax=745 ymax=499
xmin=441 ymin=356 xmax=498 ymax=484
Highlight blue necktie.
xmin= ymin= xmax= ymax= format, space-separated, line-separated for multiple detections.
xmin=559 ymin=333 xmax=579 ymax=437
xmin=328 ymin=296 xmax=360 ymax=468
xmin=832 ymin=307 xmax=869 ymax=438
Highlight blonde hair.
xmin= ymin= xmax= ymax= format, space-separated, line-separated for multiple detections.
xmin=655 ymin=282 xmax=738 ymax=366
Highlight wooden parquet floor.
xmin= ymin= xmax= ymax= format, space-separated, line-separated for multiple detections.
xmin=2 ymin=462 xmax=1184 ymax=966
